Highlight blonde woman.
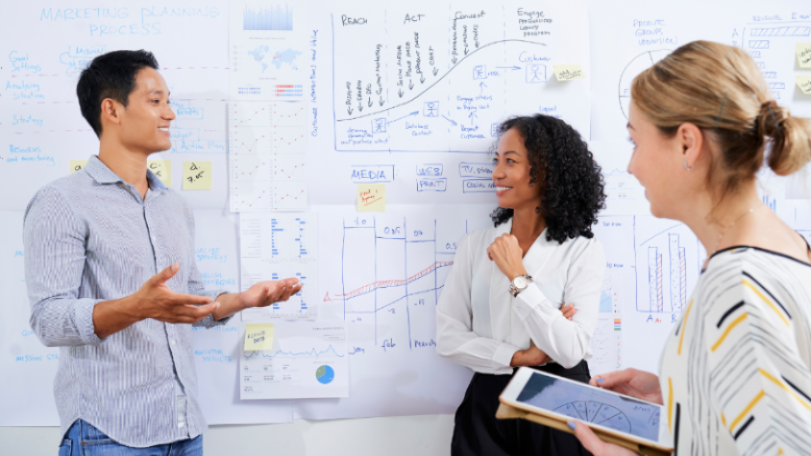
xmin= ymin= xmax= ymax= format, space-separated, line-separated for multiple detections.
xmin=570 ymin=41 xmax=811 ymax=455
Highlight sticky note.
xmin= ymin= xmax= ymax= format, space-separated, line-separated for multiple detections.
xmin=244 ymin=323 xmax=274 ymax=351
xmin=147 ymin=160 xmax=172 ymax=187
xmin=797 ymin=43 xmax=811 ymax=69
xmin=357 ymin=183 xmax=386 ymax=212
xmin=554 ymin=64 xmax=585 ymax=81
xmin=798 ymin=76 xmax=811 ymax=95
xmin=70 ymin=159 xmax=88 ymax=173
xmin=182 ymin=161 xmax=212 ymax=190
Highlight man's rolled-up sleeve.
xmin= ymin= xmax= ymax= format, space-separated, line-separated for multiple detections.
xmin=24 ymin=186 xmax=103 ymax=347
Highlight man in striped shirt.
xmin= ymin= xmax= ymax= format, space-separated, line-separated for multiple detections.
xmin=24 ymin=50 xmax=301 ymax=455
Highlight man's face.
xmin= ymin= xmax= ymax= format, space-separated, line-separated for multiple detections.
xmin=115 ymin=67 xmax=175 ymax=153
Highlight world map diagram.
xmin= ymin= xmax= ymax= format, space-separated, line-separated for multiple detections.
xmin=247 ymin=45 xmax=302 ymax=73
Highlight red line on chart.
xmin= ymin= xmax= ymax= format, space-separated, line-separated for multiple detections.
xmin=233 ymin=107 xmax=268 ymax=126
xmin=328 ymin=261 xmax=454 ymax=301
xmin=231 ymin=139 xmax=263 ymax=155
xmin=232 ymin=189 xmax=267 ymax=212
xmin=274 ymin=163 xmax=306 ymax=180
xmin=233 ymin=160 xmax=270 ymax=179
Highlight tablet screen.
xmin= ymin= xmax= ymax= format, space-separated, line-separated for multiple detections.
xmin=516 ymin=371 xmax=661 ymax=441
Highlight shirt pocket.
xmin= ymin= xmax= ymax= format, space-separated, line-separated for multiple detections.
xmin=536 ymin=279 xmax=566 ymax=306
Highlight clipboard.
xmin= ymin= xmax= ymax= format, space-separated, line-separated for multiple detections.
xmin=496 ymin=403 xmax=671 ymax=456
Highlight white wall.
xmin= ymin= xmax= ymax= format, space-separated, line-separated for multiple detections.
xmin=0 ymin=415 xmax=456 ymax=455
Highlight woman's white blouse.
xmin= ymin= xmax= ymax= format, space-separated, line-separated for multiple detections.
xmin=436 ymin=218 xmax=605 ymax=374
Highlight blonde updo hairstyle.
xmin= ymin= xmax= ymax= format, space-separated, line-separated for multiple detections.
xmin=631 ymin=40 xmax=811 ymax=204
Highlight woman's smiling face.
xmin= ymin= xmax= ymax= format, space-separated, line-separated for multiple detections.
xmin=492 ymin=127 xmax=543 ymax=211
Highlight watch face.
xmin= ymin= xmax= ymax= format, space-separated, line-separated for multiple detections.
xmin=514 ymin=276 xmax=528 ymax=289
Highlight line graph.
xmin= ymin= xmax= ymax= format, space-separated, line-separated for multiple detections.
xmin=329 ymin=5 xmax=590 ymax=152
xmin=229 ymin=102 xmax=309 ymax=212
xmin=336 ymin=39 xmax=547 ymax=123
xmin=240 ymin=321 xmax=348 ymax=399
xmin=243 ymin=344 xmax=344 ymax=360
xmin=323 ymin=212 xmax=480 ymax=352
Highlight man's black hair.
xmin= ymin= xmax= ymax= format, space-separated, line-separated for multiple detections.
xmin=76 ymin=50 xmax=159 ymax=138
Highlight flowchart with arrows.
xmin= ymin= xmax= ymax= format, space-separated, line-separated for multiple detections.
xmin=329 ymin=4 xmax=591 ymax=153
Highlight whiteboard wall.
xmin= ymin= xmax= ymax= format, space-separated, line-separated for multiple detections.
xmin=1 ymin=0 xmax=810 ymax=453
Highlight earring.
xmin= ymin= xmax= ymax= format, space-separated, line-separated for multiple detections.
xmin=683 ymin=161 xmax=694 ymax=171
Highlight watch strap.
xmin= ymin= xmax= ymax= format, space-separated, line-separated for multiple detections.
xmin=509 ymin=274 xmax=533 ymax=297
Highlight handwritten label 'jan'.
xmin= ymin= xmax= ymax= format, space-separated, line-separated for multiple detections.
xmin=244 ymin=323 xmax=274 ymax=351
xmin=554 ymin=64 xmax=585 ymax=81
xmin=357 ymin=183 xmax=386 ymax=212
xmin=798 ymin=76 xmax=811 ymax=95
xmin=797 ymin=43 xmax=811 ymax=69
xmin=183 ymin=161 xmax=212 ymax=190
xmin=69 ymin=159 xmax=88 ymax=173
xmin=147 ymin=160 xmax=172 ymax=187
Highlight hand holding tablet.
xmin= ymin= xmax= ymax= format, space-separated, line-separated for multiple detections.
xmin=499 ymin=368 xmax=673 ymax=454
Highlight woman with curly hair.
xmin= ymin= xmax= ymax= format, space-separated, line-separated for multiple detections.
xmin=437 ymin=114 xmax=607 ymax=455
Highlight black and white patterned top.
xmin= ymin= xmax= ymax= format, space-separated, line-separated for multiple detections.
xmin=659 ymin=246 xmax=811 ymax=455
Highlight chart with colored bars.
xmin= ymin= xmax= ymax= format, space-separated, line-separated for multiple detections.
xmin=588 ymin=275 xmax=622 ymax=375
xmin=229 ymin=102 xmax=308 ymax=212
xmin=240 ymin=321 xmax=348 ymax=399
xmin=229 ymin=1 xmax=306 ymax=100
xmin=240 ymin=213 xmax=318 ymax=320
xmin=243 ymin=5 xmax=293 ymax=31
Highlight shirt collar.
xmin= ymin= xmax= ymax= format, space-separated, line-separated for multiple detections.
xmin=84 ymin=155 xmax=167 ymax=191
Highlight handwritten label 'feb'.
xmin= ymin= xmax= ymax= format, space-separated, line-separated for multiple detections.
xmin=357 ymin=183 xmax=386 ymax=212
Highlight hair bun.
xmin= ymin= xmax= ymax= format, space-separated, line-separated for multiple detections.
xmin=757 ymin=100 xmax=789 ymax=138
xmin=759 ymin=100 xmax=811 ymax=176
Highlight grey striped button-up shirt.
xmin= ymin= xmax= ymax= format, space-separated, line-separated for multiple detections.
xmin=23 ymin=155 xmax=227 ymax=447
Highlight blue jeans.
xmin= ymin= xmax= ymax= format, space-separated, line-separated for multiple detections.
xmin=59 ymin=420 xmax=202 ymax=456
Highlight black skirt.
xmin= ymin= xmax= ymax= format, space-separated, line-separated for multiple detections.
xmin=451 ymin=360 xmax=593 ymax=456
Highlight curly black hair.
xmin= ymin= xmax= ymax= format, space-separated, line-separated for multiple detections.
xmin=490 ymin=114 xmax=606 ymax=244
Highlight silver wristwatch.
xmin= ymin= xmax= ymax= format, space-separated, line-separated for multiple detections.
xmin=509 ymin=274 xmax=533 ymax=297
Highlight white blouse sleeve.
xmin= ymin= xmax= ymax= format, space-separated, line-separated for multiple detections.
xmin=436 ymin=233 xmax=520 ymax=374
xmin=512 ymin=238 xmax=605 ymax=369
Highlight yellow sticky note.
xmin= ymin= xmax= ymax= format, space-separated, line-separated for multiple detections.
xmin=244 ymin=324 xmax=274 ymax=351
xmin=147 ymin=160 xmax=172 ymax=187
xmin=554 ymin=64 xmax=585 ymax=81
xmin=182 ymin=161 xmax=212 ymax=190
xmin=798 ymin=76 xmax=811 ymax=95
xmin=357 ymin=183 xmax=386 ymax=212
xmin=70 ymin=159 xmax=88 ymax=173
xmin=797 ymin=43 xmax=811 ymax=69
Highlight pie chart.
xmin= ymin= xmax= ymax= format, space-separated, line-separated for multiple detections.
xmin=316 ymin=365 xmax=335 ymax=384
xmin=618 ymin=50 xmax=672 ymax=119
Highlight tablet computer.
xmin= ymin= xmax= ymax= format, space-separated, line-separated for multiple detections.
xmin=500 ymin=367 xmax=673 ymax=452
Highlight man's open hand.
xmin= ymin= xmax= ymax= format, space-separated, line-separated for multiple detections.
xmin=240 ymin=278 xmax=303 ymax=309
xmin=131 ymin=263 xmax=220 ymax=324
